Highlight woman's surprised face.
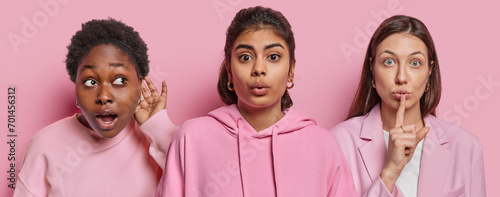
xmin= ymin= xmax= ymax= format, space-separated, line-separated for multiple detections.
xmin=76 ymin=44 xmax=141 ymax=138
xmin=229 ymin=29 xmax=294 ymax=112
xmin=372 ymin=33 xmax=432 ymax=112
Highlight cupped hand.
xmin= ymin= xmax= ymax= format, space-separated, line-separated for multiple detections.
xmin=135 ymin=76 xmax=167 ymax=125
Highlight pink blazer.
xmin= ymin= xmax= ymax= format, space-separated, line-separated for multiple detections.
xmin=330 ymin=104 xmax=485 ymax=197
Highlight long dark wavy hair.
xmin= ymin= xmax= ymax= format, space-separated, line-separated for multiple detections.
xmin=217 ymin=6 xmax=296 ymax=110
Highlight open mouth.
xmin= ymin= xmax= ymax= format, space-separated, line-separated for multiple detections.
xmin=95 ymin=114 xmax=118 ymax=130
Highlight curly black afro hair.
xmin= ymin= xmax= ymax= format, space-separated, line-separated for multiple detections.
xmin=65 ymin=18 xmax=149 ymax=82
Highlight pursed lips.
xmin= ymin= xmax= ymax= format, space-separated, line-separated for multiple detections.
xmin=250 ymin=82 xmax=269 ymax=96
xmin=392 ymin=89 xmax=410 ymax=100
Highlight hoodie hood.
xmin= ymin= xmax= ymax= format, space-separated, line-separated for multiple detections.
xmin=207 ymin=104 xmax=317 ymax=196
xmin=208 ymin=104 xmax=316 ymax=138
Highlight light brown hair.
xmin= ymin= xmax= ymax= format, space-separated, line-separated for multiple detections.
xmin=347 ymin=15 xmax=441 ymax=119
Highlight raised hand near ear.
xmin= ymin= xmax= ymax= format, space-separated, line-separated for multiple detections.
xmin=135 ymin=76 xmax=167 ymax=125
xmin=380 ymin=96 xmax=429 ymax=192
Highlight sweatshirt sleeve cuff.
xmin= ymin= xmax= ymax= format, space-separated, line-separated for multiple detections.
xmin=139 ymin=109 xmax=179 ymax=170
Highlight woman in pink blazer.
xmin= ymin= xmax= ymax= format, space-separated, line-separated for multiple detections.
xmin=330 ymin=15 xmax=486 ymax=197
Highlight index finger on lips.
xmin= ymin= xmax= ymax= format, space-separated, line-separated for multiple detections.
xmin=395 ymin=95 xmax=406 ymax=128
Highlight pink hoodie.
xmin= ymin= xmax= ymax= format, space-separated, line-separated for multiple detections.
xmin=156 ymin=104 xmax=357 ymax=196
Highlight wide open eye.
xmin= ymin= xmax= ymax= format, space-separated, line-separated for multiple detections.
xmin=384 ymin=58 xmax=395 ymax=66
xmin=83 ymin=79 xmax=97 ymax=87
xmin=411 ymin=60 xmax=421 ymax=67
xmin=113 ymin=77 xmax=126 ymax=85
xmin=268 ymin=54 xmax=280 ymax=61
xmin=239 ymin=54 xmax=252 ymax=62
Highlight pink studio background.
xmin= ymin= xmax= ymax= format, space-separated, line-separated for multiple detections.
xmin=1 ymin=0 xmax=499 ymax=196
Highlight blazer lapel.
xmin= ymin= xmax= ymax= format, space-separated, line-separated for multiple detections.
xmin=358 ymin=104 xmax=388 ymax=182
xmin=417 ymin=116 xmax=451 ymax=197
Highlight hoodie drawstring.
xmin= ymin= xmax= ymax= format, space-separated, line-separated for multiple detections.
xmin=237 ymin=120 xmax=280 ymax=197
xmin=271 ymin=125 xmax=279 ymax=196
xmin=237 ymin=119 xmax=246 ymax=197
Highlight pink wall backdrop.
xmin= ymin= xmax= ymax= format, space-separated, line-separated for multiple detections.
xmin=1 ymin=0 xmax=498 ymax=196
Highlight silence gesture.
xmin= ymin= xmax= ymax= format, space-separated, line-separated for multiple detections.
xmin=380 ymin=96 xmax=429 ymax=192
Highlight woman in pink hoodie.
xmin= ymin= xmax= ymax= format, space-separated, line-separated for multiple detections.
xmin=330 ymin=15 xmax=486 ymax=197
xmin=14 ymin=18 xmax=178 ymax=197
xmin=156 ymin=6 xmax=357 ymax=197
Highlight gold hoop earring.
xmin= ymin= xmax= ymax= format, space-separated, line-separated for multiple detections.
xmin=287 ymin=81 xmax=294 ymax=89
xmin=425 ymin=81 xmax=430 ymax=92
xmin=227 ymin=81 xmax=234 ymax=91
xmin=372 ymin=79 xmax=376 ymax=88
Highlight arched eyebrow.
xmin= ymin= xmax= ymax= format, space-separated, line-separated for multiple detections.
xmin=109 ymin=63 xmax=125 ymax=68
xmin=235 ymin=44 xmax=253 ymax=51
xmin=265 ymin=43 xmax=284 ymax=50
xmin=80 ymin=63 xmax=128 ymax=72
xmin=378 ymin=50 xmax=426 ymax=58
xmin=409 ymin=51 xmax=425 ymax=57
xmin=378 ymin=50 xmax=395 ymax=57
xmin=81 ymin=65 xmax=96 ymax=70
xmin=110 ymin=63 xmax=133 ymax=71
xmin=235 ymin=43 xmax=284 ymax=51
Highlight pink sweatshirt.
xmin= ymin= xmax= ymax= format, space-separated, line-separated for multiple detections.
xmin=156 ymin=104 xmax=358 ymax=197
xmin=14 ymin=110 xmax=178 ymax=197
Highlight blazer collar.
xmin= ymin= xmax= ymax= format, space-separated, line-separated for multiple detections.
xmin=359 ymin=104 xmax=383 ymax=140
xmin=358 ymin=104 xmax=387 ymax=182
xmin=358 ymin=104 xmax=452 ymax=196
xmin=423 ymin=115 xmax=450 ymax=145
xmin=417 ymin=115 xmax=451 ymax=196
